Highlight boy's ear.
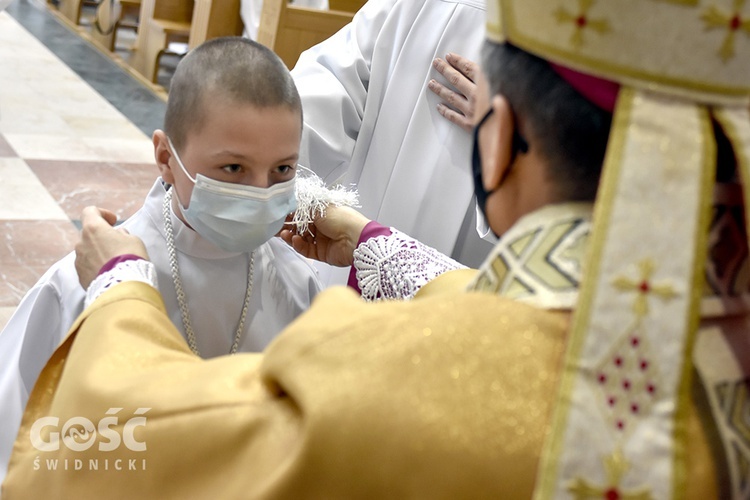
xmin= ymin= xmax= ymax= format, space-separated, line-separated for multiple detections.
xmin=153 ymin=130 xmax=175 ymax=185
xmin=482 ymin=95 xmax=516 ymax=192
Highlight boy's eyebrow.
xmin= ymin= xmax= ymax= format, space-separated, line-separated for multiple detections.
xmin=277 ymin=154 xmax=300 ymax=163
xmin=209 ymin=151 xmax=299 ymax=163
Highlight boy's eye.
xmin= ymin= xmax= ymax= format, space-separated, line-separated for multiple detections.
xmin=222 ymin=164 xmax=243 ymax=174
xmin=276 ymin=164 xmax=295 ymax=175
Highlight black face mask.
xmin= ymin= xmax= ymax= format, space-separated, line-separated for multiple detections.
xmin=471 ymin=107 xmax=529 ymax=222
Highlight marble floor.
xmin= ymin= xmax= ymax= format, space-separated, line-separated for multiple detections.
xmin=0 ymin=0 xmax=168 ymax=329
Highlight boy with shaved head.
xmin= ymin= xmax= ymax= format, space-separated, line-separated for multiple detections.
xmin=0 ymin=37 xmax=322 ymax=486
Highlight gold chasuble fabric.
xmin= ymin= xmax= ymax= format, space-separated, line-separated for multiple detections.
xmin=3 ymin=281 xmax=568 ymax=499
xmin=2 ymin=276 xmax=720 ymax=498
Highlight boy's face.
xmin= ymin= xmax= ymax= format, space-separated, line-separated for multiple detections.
xmin=154 ymin=97 xmax=301 ymax=216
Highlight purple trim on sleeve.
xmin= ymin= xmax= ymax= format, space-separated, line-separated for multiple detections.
xmin=98 ymin=254 xmax=145 ymax=276
xmin=347 ymin=221 xmax=393 ymax=293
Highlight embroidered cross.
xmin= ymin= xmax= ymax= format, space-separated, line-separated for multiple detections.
xmin=612 ymin=259 xmax=678 ymax=318
xmin=554 ymin=0 xmax=611 ymax=48
xmin=702 ymin=0 xmax=750 ymax=62
xmin=568 ymin=449 xmax=653 ymax=500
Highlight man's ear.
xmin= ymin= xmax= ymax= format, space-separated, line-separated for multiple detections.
xmin=153 ymin=130 xmax=175 ymax=185
xmin=482 ymin=94 xmax=516 ymax=192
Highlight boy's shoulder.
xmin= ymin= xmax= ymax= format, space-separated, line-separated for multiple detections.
xmin=26 ymin=250 xmax=81 ymax=300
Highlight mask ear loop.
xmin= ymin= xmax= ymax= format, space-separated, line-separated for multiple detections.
xmin=497 ymin=108 xmax=530 ymax=188
xmin=472 ymin=107 xmax=530 ymax=194
xmin=166 ymin=137 xmax=197 ymax=184
xmin=165 ymin=137 xmax=197 ymax=215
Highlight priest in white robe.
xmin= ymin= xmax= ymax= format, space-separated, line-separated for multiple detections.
xmin=292 ymin=0 xmax=493 ymax=285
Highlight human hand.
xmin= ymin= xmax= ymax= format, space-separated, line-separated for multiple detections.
xmin=279 ymin=205 xmax=370 ymax=267
xmin=75 ymin=206 xmax=149 ymax=289
xmin=428 ymin=52 xmax=480 ymax=133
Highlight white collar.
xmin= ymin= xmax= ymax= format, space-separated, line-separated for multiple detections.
xmin=469 ymin=202 xmax=594 ymax=310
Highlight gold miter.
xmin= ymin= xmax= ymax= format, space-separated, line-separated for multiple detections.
xmin=487 ymin=0 xmax=750 ymax=105
xmin=486 ymin=1 xmax=750 ymax=499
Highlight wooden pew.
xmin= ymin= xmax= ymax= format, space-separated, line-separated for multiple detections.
xmin=129 ymin=0 xmax=193 ymax=81
xmin=327 ymin=0 xmax=366 ymax=13
xmin=130 ymin=0 xmax=243 ymax=83
xmin=257 ymin=0 xmax=354 ymax=70
xmin=57 ymin=0 xmax=99 ymax=26
xmin=189 ymin=0 xmax=243 ymax=48
xmin=89 ymin=0 xmax=142 ymax=52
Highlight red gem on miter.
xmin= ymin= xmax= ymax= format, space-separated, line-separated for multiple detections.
xmin=605 ymin=488 xmax=621 ymax=500
xmin=730 ymin=15 xmax=742 ymax=31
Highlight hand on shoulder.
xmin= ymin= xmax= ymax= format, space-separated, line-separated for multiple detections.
xmin=428 ymin=52 xmax=480 ymax=133
xmin=75 ymin=207 xmax=149 ymax=289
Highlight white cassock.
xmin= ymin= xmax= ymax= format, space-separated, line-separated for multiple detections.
xmin=0 ymin=179 xmax=322 ymax=486
xmin=292 ymin=0 xmax=493 ymax=286
xmin=241 ymin=0 xmax=329 ymax=40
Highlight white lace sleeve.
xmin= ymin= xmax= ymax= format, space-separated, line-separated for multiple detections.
xmin=85 ymin=259 xmax=159 ymax=308
xmin=353 ymin=229 xmax=466 ymax=301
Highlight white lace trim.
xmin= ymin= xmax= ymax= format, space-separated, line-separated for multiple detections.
xmin=85 ymin=259 xmax=159 ymax=308
xmin=353 ymin=229 xmax=465 ymax=301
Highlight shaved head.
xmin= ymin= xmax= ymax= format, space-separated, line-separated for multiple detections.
xmin=164 ymin=37 xmax=301 ymax=150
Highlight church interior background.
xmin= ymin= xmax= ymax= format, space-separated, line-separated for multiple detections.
xmin=0 ymin=0 xmax=169 ymax=329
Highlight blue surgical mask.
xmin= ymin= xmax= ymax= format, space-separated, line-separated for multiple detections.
xmin=168 ymin=138 xmax=297 ymax=253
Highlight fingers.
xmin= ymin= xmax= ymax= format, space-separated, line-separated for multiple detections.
xmin=428 ymin=78 xmax=467 ymax=113
xmin=75 ymin=207 xmax=151 ymax=290
xmin=81 ymin=206 xmax=118 ymax=230
xmin=429 ymin=53 xmax=480 ymax=134
xmin=278 ymin=213 xmax=295 ymax=237
xmin=432 ymin=55 xmax=475 ymax=95
xmin=99 ymin=208 xmax=119 ymax=226
xmin=430 ymin=57 xmax=471 ymax=113
xmin=429 ymin=78 xmax=473 ymax=132
xmin=446 ymin=52 xmax=478 ymax=83
xmin=280 ymin=227 xmax=319 ymax=260
xmin=436 ymin=103 xmax=473 ymax=133
xmin=290 ymin=234 xmax=312 ymax=257
xmin=278 ymin=228 xmax=294 ymax=246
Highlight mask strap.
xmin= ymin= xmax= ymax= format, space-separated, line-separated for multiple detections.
xmin=166 ymin=137 xmax=197 ymax=184
xmin=473 ymin=107 xmax=529 ymax=192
